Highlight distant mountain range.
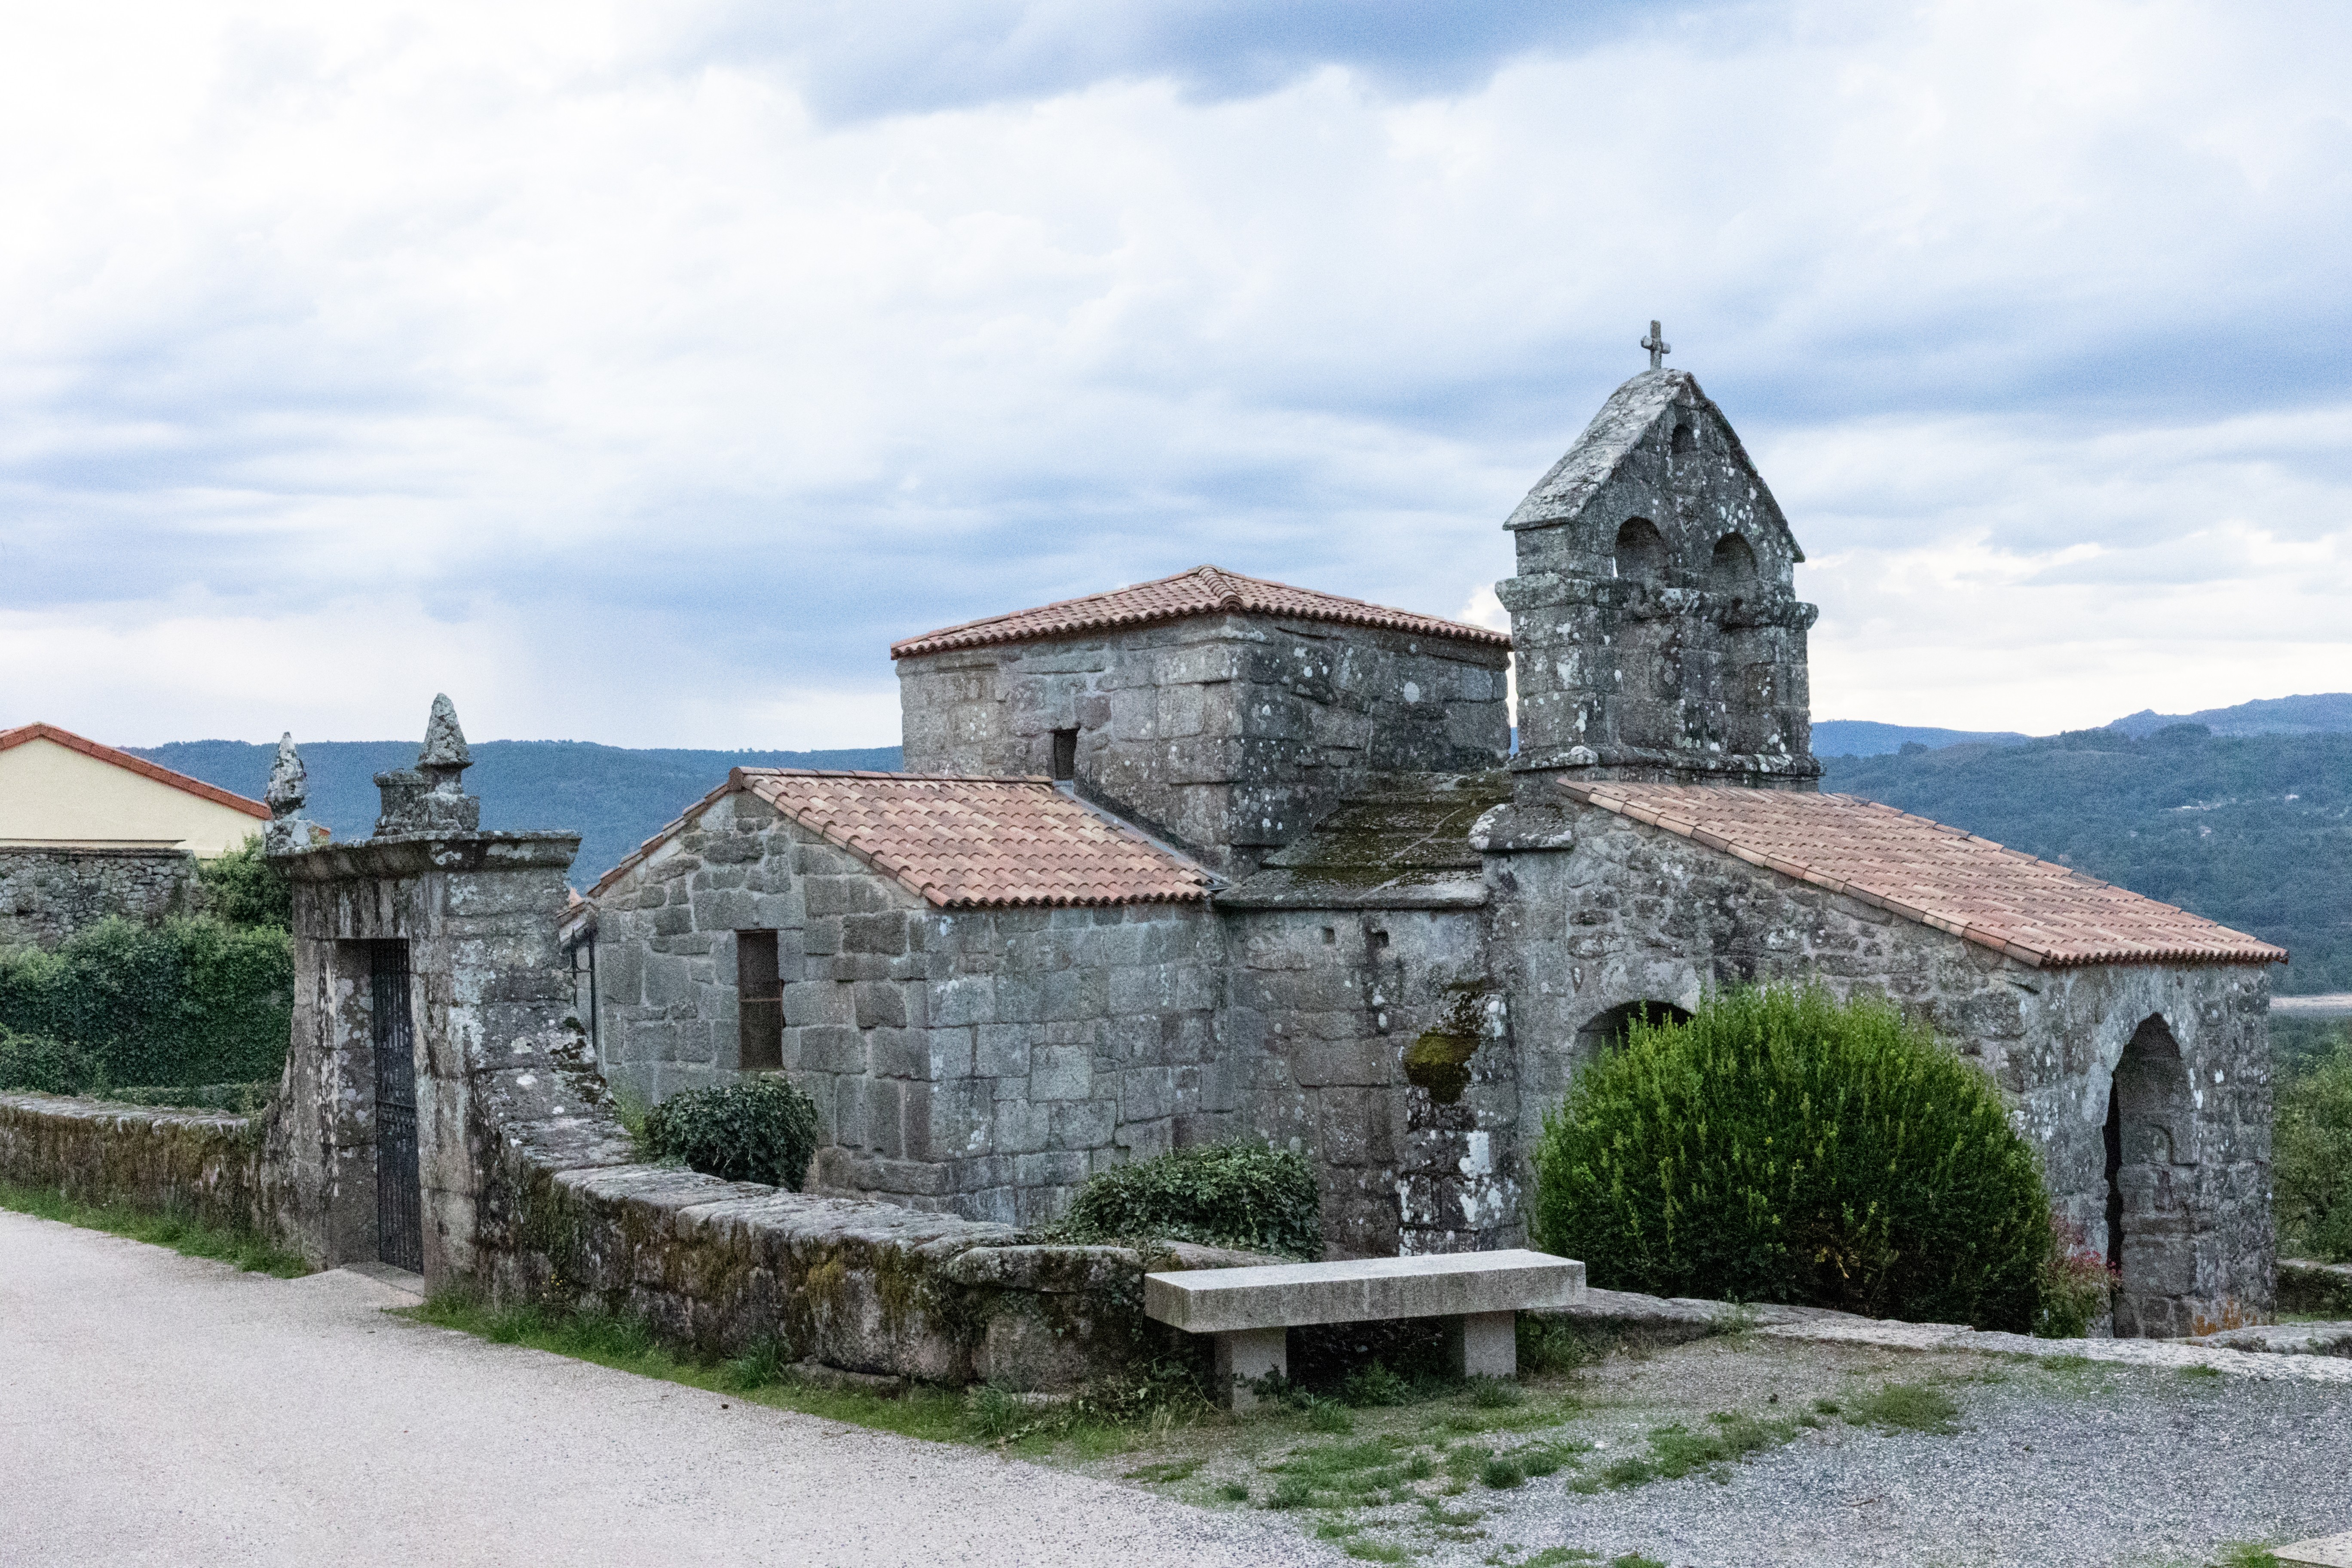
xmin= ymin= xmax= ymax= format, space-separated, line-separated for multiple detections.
xmin=2105 ymin=692 xmax=2352 ymax=738
xmin=131 ymin=739 xmax=902 ymax=885
xmin=1811 ymin=721 xmax=2030 ymax=757
xmin=1817 ymin=692 xmax=2352 ymax=756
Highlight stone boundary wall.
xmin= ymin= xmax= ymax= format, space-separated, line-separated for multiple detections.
xmin=469 ymin=1031 xmax=1241 ymax=1386
xmin=0 ymin=1071 xmax=1243 ymax=1390
xmin=0 ymin=1091 xmax=264 ymax=1234
xmin=0 ymin=845 xmax=196 ymax=949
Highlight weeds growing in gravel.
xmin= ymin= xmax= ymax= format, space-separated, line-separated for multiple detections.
xmin=0 ymin=1178 xmax=310 ymax=1276
xmin=1842 ymin=1381 xmax=1961 ymax=1434
xmin=2211 ymin=1547 xmax=2282 ymax=1568
xmin=1570 ymin=1410 xmax=1803 ymax=1491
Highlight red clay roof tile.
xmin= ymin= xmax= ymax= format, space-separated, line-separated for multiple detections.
xmin=890 ymin=564 xmax=1512 ymax=659
xmin=1562 ymin=782 xmax=2288 ymax=970
xmin=586 ymin=770 xmax=1213 ymax=910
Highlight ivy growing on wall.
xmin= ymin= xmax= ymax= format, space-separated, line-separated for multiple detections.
xmin=0 ymin=916 xmax=292 ymax=1094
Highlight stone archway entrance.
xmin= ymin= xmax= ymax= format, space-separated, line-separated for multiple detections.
xmin=2105 ymin=1014 xmax=2197 ymax=1336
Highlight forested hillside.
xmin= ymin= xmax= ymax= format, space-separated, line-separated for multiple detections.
xmin=135 ymin=739 xmax=903 ymax=885
xmin=1822 ymin=727 xmax=2352 ymax=994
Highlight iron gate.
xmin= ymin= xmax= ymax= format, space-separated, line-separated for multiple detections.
xmin=371 ymin=942 xmax=424 ymax=1273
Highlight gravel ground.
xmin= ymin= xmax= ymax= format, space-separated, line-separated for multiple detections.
xmin=1081 ymin=1335 xmax=2352 ymax=1568
xmin=1459 ymin=1338 xmax=2352 ymax=1568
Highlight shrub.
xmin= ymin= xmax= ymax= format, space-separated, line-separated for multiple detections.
xmin=194 ymin=836 xmax=292 ymax=930
xmin=1057 ymin=1140 xmax=1322 ymax=1259
xmin=641 ymin=1075 xmax=821 ymax=1188
xmin=0 ymin=916 xmax=291 ymax=1090
xmin=1529 ymin=983 xmax=2052 ymax=1331
xmin=0 ymin=1028 xmax=105 ymax=1095
xmin=2276 ymin=1035 xmax=2352 ymax=1263
xmin=2036 ymin=1219 xmax=2118 ymax=1338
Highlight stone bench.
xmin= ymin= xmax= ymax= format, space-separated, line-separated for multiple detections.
xmin=1143 ymin=1248 xmax=1586 ymax=1409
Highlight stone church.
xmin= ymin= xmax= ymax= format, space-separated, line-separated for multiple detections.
xmin=576 ymin=359 xmax=2285 ymax=1337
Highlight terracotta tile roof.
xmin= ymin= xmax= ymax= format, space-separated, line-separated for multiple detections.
xmin=0 ymin=722 xmax=270 ymax=820
xmin=585 ymin=770 xmax=1213 ymax=910
xmin=890 ymin=564 xmax=1513 ymax=659
xmin=1562 ymin=782 xmax=2288 ymax=970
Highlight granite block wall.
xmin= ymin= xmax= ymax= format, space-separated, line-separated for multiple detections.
xmin=590 ymin=787 xmax=1228 ymax=1228
xmin=0 ymin=1090 xmax=263 ymax=1234
xmin=897 ymin=616 xmax=1510 ymax=876
xmin=1220 ymin=905 xmax=1516 ymax=1258
xmin=1476 ymin=793 xmax=2275 ymax=1335
xmin=0 ymin=845 xmax=196 ymax=949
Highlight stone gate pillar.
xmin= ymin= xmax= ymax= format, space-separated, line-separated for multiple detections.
xmin=265 ymin=697 xmax=580 ymax=1284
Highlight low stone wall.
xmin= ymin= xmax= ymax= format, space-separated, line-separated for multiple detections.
xmin=0 ymin=845 xmax=196 ymax=949
xmin=468 ymin=1029 xmax=1240 ymax=1387
xmin=0 ymin=1091 xmax=264 ymax=1234
xmin=1 ymin=1038 xmax=1250 ymax=1392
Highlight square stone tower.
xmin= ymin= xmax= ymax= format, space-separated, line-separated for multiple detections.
xmin=894 ymin=565 xmax=1512 ymax=877
xmin=1499 ymin=367 xmax=1819 ymax=790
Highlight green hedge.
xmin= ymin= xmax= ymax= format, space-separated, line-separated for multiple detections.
xmin=2277 ymin=1031 xmax=2352 ymax=1263
xmin=194 ymin=836 xmax=292 ymax=929
xmin=642 ymin=1076 xmax=821 ymax=1189
xmin=1529 ymin=984 xmax=2052 ymax=1332
xmin=0 ymin=916 xmax=292 ymax=1093
xmin=1058 ymin=1140 xmax=1323 ymax=1259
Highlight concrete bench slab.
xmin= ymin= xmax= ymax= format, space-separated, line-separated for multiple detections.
xmin=1143 ymin=1249 xmax=1585 ymax=1409
xmin=2278 ymin=1531 xmax=2352 ymax=1567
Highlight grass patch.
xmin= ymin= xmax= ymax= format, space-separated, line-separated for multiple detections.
xmin=2181 ymin=1363 xmax=2225 ymax=1381
xmin=401 ymin=1289 xmax=1209 ymax=1455
xmin=1467 ymin=1375 xmax=1525 ymax=1408
xmin=1570 ymin=1410 xmax=1801 ymax=1491
xmin=2212 ymin=1547 xmax=2282 ymax=1568
xmin=1345 ymin=1543 xmax=1413 ymax=1564
xmin=1842 ymin=1381 xmax=1961 ymax=1435
xmin=0 ymin=1178 xmax=309 ymax=1277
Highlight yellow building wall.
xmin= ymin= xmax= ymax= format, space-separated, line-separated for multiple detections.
xmin=0 ymin=737 xmax=265 ymax=855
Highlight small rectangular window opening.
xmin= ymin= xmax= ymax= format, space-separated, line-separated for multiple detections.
xmin=736 ymin=930 xmax=783 ymax=1071
xmin=1370 ymin=930 xmax=1390 ymax=949
xmin=1050 ymin=728 xmax=1078 ymax=782
xmin=1321 ymin=926 xmax=1336 ymax=944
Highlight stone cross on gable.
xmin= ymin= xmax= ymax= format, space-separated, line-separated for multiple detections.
xmin=1642 ymin=320 xmax=1671 ymax=371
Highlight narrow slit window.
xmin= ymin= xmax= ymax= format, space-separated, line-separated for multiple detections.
xmin=736 ymin=930 xmax=783 ymax=1071
xmin=1050 ymin=728 xmax=1078 ymax=782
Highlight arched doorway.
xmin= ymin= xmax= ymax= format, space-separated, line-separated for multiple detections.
xmin=2106 ymin=1014 xmax=2198 ymax=1336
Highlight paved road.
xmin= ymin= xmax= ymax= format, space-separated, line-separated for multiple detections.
xmin=0 ymin=1211 xmax=1333 ymax=1567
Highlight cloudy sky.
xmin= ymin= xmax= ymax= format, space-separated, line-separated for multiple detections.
xmin=4 ymin=0 xmax=2348 ymax=748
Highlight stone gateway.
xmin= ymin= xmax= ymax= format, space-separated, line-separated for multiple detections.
xmin=579 ymin=359 xmax=2286 ymax=1338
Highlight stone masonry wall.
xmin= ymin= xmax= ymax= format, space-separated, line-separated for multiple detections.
xmin=1478 ymin=793 xmax=2275 ymax=1335
xmin=0 ymin=1090 xmax=264 ymax=1235
xmin=897 ymin=615 xmax=1510 ymax=876
xmin=591 ymin=787 xmax=1229 ymax=1228
xmin=0 ymin=1078 xmax=1219 ymax=1392
xmin=0 ymin=845 xmax=196 ymax=949
xmin=1221 ymin=906 xmax=1517 ymax=1259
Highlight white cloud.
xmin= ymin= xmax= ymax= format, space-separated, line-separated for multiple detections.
xmin=1 ymin=0 xmax=2349 ymax=746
